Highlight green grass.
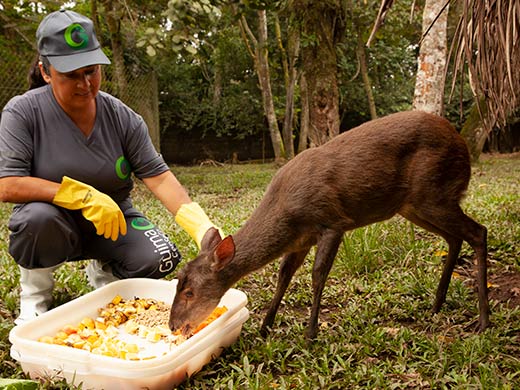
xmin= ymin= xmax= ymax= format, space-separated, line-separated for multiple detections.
xmin=0 ymin=155 xmax=519 ymax=389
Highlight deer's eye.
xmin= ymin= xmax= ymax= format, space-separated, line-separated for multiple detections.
xmin=184 ymin=290 xmax=194 ymax=299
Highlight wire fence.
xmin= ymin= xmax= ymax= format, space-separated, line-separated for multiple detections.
xmin=0 ymin=45 xmax=160 ymax=151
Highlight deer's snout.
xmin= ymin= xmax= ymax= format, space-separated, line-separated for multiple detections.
xmin=169 ymin=317 xmax=193 ymax=337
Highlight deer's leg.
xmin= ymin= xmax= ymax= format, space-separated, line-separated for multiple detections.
xmin=430 ymin=210 xmax=488 ymax=331
xmin=306 ymin=230 xmax=343 ymax=340
xmin=433 ymin=239 xmax=463 ymax=313
xmin=260 ymin=248 xmax=309 ymax=336
xmin=401 ymin=209 xmax=463 ymax=310
xmin=403 ymin=204 xmax=489 ymax=330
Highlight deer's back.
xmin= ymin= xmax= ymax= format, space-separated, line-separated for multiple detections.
xmin=257 ymin=111 xmax=471 ymax=230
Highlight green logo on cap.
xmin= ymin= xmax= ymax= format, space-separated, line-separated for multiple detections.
xmin=64 ymin=23 xmax=88 ymax=49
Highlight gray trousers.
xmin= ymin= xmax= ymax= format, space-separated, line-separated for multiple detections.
xmin=8 ymin=202 xmax=181 ymax=279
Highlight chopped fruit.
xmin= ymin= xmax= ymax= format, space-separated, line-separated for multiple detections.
xmin=37 ymin=295 xmax=228 ymax=361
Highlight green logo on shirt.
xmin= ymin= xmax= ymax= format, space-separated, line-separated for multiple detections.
xmin=64 ymin=23 xmax=88 ymax=49
xmin=131 ymin=218 xmax=155 ymax=230
xmin=115 ymin=156 xmax=130 ymax=180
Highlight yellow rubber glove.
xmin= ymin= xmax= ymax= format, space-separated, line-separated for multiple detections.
xmin=175 ymin=202 xmax=223 ymax=249
xmin=52 ymin=176 xmax=127 ymax=241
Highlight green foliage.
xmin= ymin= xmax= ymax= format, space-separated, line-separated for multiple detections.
xmin=155 ymin=22 xmax=265 ymax=139
xmin=0 ymin=379 xmax=38 ymax=390
xmin=337 ymin=0 xmax=421 ymax=128
xmin=1 ymin=0 xmax=484 ymax=147
xmin=139 ymin=0 xmax=222 ymax=56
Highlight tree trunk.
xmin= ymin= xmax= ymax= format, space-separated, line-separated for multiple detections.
xmin=293 ymin=0 xmax=346 ymax=147
xmin=256 ymin=10 xmax=284 ymax=162
xmin=357 ymin=33 xmax=377 ymax=119
xmin=101 ymin=0 xmax=128 ymax=101
xmin=413 ymin=0 xmax=449 ymax=115
xmin=277 ymin=16 xmax=300 ymax=159
xmin=238 ymin=11 xmax=284 ymax=162
xmin=461 ymin=99 xmax=489 ymax=163
xmin=212 ymin=53 xmax=222 ymax=130
xmin=298 ymin=73 xmax=310 ymax=153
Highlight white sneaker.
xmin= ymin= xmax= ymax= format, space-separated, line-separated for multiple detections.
xmin=85 ymin=260 xmax=119 ymax=289
xmin=15 ymin=265 xmax=59 ymax=325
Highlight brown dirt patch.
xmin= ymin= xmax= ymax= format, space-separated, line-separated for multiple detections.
xmin=488 ymin=270 xmax=520 ymax=308
xmin=480 ymin=151 xmax=520 ymax=160
xmin=455 ymin=257 xmax=520 ymax=309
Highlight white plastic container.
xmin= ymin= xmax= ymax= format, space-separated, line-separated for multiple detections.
xmin=9 ymin=278 xmax=249 ymax=390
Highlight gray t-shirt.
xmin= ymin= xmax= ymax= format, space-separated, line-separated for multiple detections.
xmin=0 ymin=85 xmax=169 ymax=207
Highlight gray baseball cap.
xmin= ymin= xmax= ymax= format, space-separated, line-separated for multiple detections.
xmin=37 ymin=10 xmax=111 ymax=73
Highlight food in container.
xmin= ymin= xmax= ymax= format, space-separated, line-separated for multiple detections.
xmin=9 ymin=278 xmax=249 ymax=390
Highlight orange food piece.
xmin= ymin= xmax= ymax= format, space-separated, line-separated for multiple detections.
xmin=62 ymin=324 xmax=78 ymax=335
xmin=193 ymin=306 xmax=228 ymax=334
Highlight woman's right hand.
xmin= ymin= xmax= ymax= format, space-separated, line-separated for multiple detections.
xmin=52 ymin=176 xmax=127 ymax=241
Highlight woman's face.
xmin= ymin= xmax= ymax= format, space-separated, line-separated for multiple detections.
xmin=40 ymin=63 xmax=102 ymax=113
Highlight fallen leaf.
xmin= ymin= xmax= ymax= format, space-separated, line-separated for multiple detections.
xmin=382 ymin=327 xmax=400 ymax=337
xmin=437 ymin=335 xmax=455 ymax=343
xmin=434 ymin=250 xmax=448 ymax=257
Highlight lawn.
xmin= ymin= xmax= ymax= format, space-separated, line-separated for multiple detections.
xmin=0 ymin=153 xmax=519 ymax=389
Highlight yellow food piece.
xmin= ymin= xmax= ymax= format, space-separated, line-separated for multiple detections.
xmin=52 ymin=338 xmax=66 ymax=346
xmin=124 ymin=320 xmax=139 ymax=334
xmin=112 ymin=294 xmax=123 ymax=305
xmin=142 ymin=355 xmax=157 ymax=360
xmin=126 ymin=352 xmax=139 ymax=360
xmin=95 ymin=320 xmax=107 ymax=330
xmin=126 ymin=343 xmax=139 ymax=354
xmin=38 ymin=336 xmax=54 ymax=344
xmin=73 ymin=340 xmax=86 ymax=349
xmin=80 ymin=317 xmax=95 ymax=330
xmin=146 ymin=330 xmax=161 ymax=343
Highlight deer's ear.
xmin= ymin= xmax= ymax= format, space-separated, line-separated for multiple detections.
xmin=211 ymin=235 xmax=235 ymax=272
xmin=201 ymin=227 xmax=222 ymax=251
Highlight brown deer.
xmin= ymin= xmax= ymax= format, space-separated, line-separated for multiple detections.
xmin=169 ymin=111 xmax=489 ymax=339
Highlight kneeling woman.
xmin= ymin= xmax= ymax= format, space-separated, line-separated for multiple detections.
xmin=0 ymin=10 xmax=220 ymax=325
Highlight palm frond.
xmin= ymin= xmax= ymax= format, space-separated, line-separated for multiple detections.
xmin=371 ymin=0 xmax=520 ymax=131
xmin=450 ymin=0 xmax=519 ymax=131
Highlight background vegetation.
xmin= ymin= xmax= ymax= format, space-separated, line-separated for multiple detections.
xmin=2 ymin=0 xmax=518 ymax=164
xmin=1 ymin=154 xmax=519 ymax=388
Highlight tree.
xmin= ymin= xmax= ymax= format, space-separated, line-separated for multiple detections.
xmin=290 ymin=0 xmax=347 ymax=147
xmin=337 ymin=0 xmax=420 ymax=130
xmin=350 ymin=3 xmax=377 ymax=120
xmin=412 ymin=0 xmax=449 ymax=115
xmin=238 ymin=9 xmax=285 ymax=162
xmin=371 ymin=0 xmax=520 ymax=160
xmin=274 ymin=12 xmax=299 ymax=159
xmin=93 ymin=0 xmax=128 ymax=100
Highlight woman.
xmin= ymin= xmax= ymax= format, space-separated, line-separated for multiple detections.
xmin=0 ymin=10 xmax=220 ymax=325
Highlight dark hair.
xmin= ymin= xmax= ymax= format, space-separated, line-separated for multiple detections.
xmin=27 ymin=55 xmax=50 ymax=90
